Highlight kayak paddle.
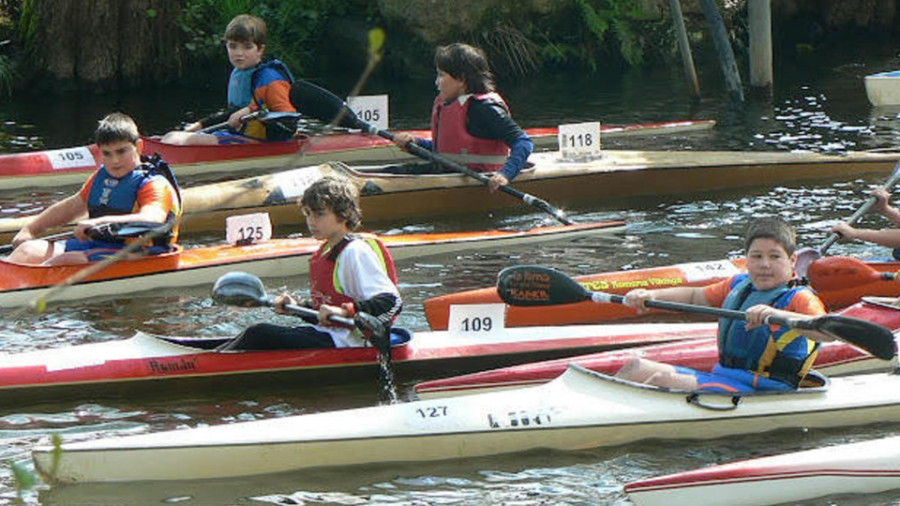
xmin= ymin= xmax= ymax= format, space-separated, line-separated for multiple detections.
xmin=496 ymin=264 xmax=897 ymax=361
xmin=0 ymin=221 xmax=171 ymax=255
xmin=806 ymin=256 xmax=900 ymax=291
xmin=211 ymin=271 xmax=390 ymax=353
xmin=796 ymin=160 xmax=900 ymax=277
xmin=289 ymin=79 xmax=575 ymax=226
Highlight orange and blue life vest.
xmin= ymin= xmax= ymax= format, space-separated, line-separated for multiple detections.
xmin=431 ymin=92 xmax=511 ymax=172
xmin=227 ymin=59 xmax=295 ymax=110
xmin=85 ymin=154 xmax=182 ymax=246
xmin=717 ymin=274 xmax=820 ymax=387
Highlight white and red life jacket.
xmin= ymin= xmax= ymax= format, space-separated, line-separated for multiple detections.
xmin=431 ymin=92 xmax=510 ymax=172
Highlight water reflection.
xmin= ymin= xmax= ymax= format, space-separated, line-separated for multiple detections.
xmin=0 ymin=52 xmax=899 ymax=505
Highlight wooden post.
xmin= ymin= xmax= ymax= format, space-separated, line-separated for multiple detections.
xmin=669 ymin=0 xmax=701 ymax=99
xmin=700 ymin=0 xmax=744 ymax=103
xmin=748 ymin=0 xmax=773 ymax=94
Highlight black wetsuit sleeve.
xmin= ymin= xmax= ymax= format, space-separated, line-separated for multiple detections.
xmin=355 ymin=292 xmax=403 ymax=325
xmin=465 ymin=99 xmax=526 ymax=144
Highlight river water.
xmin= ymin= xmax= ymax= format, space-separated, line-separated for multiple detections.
xmin=1 ymin=41 xmax=900 ymax=505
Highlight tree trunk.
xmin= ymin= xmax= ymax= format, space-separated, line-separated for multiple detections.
xmin=25 ymin=0 xmax=183 ymax=90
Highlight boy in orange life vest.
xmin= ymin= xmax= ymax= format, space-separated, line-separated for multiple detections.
xmin=616 ymin=217 xmax=832 ymax=392
xmin=392 ymin=43 xmax=534 ymax=193
xmin=8 ymin=113 xmax=181 ymax=266
xmin=228 ymin=176 xmax=402 ymax=350
xmin=161 ymin=14 xmax=297 ymax=146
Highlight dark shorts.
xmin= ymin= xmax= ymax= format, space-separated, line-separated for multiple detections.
xmin=64 ymin=239 xmax=170 ymax=261
xmin=221 ymin=323 xmax=337 ymax=351
xmin=675 ymin=364 xmax=793 ymax=393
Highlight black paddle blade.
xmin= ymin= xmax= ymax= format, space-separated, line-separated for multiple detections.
xmin=797 ymin=314 xmax=897 ymax=360
xmin=290 ymin=79 xmax=365 ymax=130
xmin=354 ymin=312 xmax=389 ymax=353
xmin=497 ymin=265 xmax=591 ymax=306
xmin=211 ymin=271 xmax=270 ymax=307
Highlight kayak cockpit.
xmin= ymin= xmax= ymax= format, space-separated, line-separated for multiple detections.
xmin=568 ymin=363 xmax=831 ymax=412
xmin=157 ymin=327 xmax=413 ymax=352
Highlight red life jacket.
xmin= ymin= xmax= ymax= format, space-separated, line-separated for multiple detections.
xmin=431 ymin=92 xmax=511 ymax=172
xmin=308 ymin=234 xmax=399 ymax=309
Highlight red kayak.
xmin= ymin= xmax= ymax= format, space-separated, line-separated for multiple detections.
xmin=424 ymin=256 xmax=900 ymax=330
xmin=414 ymin=297 xmax=900 ymax=398
xmin=0 ymin=320 xmax=715 ymax=407
xmin=0 ymin=120 xmax=716 ymax=190
xmin=625 ymin=433 xmax=900 ymax=506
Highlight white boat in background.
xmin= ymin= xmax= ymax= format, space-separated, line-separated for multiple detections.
xmin=31 ymin=366 xmax=900 ymax=484
xmin=865 ymin=70 xmax=900 ymax=106
xmin=626 ymin=434 xmax=900 ymax=506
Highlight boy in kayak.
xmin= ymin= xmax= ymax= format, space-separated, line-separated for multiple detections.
xmin=391 ymin=42 xmax=533 ymax=193
xmin=8 ymin=113 xmax=181 ymax=265
xmin=224 ymin=175 xmax=402 ymax=349
xmin=617 ymin=217 xmax=832 ymax=392
xmin=161 ymin=14 xmax=297 ymax=145
xmin=830 ymin=187 xmax=900 ymax=256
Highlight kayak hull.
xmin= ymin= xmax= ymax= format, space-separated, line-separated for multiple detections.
xmin=415 ymin=298 xmax=900 ymax=397
xmin=0 ymin=221 xmax=621 ymax=308
xmin=0 ymin=322 xmax=714 ymax=406
xmin=0 ymin=120 xmax=716 ymax=190
xmin=424 ymin=257 xmax=900 ymax=330
xmin=625 ymin=435 xmax=900 ymax=506
xmin=32 ymin=366 xmax=900 ymax=483
xmin=2 ymin=148 xmax=898 ymax=241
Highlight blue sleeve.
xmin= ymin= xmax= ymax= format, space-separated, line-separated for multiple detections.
xmin=413 ymin=138 xmax=434 ymax=151
xmin=499 ymin=133 xmax=533 ymax=182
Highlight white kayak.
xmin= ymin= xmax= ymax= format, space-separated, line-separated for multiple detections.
xmin=32 ymin=365 xmax=900 ymax=484
xmin=626 ymin=434 xmax=900 ymax=506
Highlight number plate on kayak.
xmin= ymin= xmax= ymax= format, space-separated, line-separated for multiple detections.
xmin=272 ymin=166 xmax=325 ymax=200
xmin=226 ymin=213 xmax=272 ymax=245
xmin=680 ymin=260 xmax=741 ymax=283
xmin=46 ymin=147 xmax=97 ymax=170
xmin=558 ymin=122 xmax=601 ymax=161
xmin=448 ymin=303 xmax=505 ymax=335
xmin=348 ymin=94 xmax=389 ymax=131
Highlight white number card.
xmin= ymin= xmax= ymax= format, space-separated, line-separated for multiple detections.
xmin=557 ymin=122 xmax=601 ymax=160
xmin=680 ymin=260 xmax=742 ymax=283
xmin=226 ymin=213 xmax=272 ymax=246
xmin=272 ymin=166 xmax=324 ymax=200
xmin=448 ymin=303 xmax=506 ymax=335
xmin=47 ymin=147 xmax=97 ymax=170
xmin=347 ymin=94 xmax=389 ymax=130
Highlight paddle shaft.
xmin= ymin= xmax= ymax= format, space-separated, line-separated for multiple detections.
xmin=391 ymin=131 xmax=573 ymax=225
xmin=197 ymin=110 xmax=266 ymax=134
xmin=278 ymin=301 xmax=355 ymax=328
xmin=821 ymin=160 xmax=900 ymax=253
xmin=593 ymin=292 xmax=801 ymax=327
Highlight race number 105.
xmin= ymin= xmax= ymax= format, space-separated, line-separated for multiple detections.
xmin=347 ymin=94 xmax=389 ymax=131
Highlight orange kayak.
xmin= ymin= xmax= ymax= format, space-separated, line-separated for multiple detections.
xmin=424 ymin=256 xmax=900 ymax=330
xmin=0 ymin=221 xmax=622 ymax=309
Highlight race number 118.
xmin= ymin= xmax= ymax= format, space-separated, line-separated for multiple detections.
xmin=558 ymin=122 xmax=601 ymax=160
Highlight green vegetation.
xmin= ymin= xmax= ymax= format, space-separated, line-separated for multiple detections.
xmin=178 ymin=0 xmax=357 ymax=75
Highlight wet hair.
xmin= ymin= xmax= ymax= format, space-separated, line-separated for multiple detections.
xmin=225 ymin=14 xmax=267 ymax=46
xmin=95 ymin=112 xmax=140 ymax=146
xmin=744 ymin=217 xmax=796 ymax=255
xmin=434 ymin=43 xmax=495 ymax=94
xmin=300 ymin=175 xmax=362 ymax=230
